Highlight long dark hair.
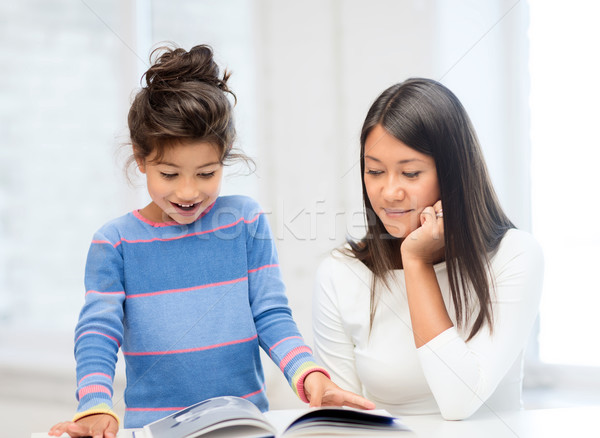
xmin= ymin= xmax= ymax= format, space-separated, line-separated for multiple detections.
xmin=348 ymin=78 xmax=514 ymax=340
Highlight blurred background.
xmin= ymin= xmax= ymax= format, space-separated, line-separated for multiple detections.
xmin=1 ymin=0 xmax=599 ymax=436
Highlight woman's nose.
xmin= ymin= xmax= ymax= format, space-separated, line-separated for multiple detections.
xmin=382 ymin=177 xmax=405 ymax=201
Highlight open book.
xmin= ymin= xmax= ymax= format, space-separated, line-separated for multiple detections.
xmin=134 ymin=396 xmax=410 ymax=438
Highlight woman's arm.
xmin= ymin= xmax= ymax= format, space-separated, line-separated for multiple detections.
xmin=406 ymin=226 xmax=544 ymax=419
xmin=312 ymin=257 xmax=364 ymax=395
xmin=401 ymin=204 xmax=453 ymax=348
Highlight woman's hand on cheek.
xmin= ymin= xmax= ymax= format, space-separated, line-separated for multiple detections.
xmin=401 ymin=201 xmax=445 ymax=265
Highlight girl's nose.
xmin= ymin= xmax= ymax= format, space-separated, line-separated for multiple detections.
xmin=176 ymin=178 xmax=200 ymax=201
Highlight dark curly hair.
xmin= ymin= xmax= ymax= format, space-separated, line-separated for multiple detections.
xmin=127 ymin=44 xmax=250 ymax=168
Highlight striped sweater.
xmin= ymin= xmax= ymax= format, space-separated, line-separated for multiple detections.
xmin=73 ymin=195 xmax=327 ymax=428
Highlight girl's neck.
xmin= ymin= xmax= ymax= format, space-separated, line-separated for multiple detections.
xmin=138 ymin=202 xmax=173 ymax=224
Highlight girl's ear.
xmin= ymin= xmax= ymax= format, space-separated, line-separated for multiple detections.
xmin=137 ymin=159 xmax=146 ymax=174
xmin=133 ymin=147 xmax=146 ymax=174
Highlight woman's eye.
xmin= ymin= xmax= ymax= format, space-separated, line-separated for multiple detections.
xmin=160 ymin=173 xmax=177 ymax=179
xmin=366 ymin=169 xmax=383 ymax=176
xmin=403 ymin=171 xmax=421 ymax=179
xmin=199 ymin=172 xmax=215 ymax=178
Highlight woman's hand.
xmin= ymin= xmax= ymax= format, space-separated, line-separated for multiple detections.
xmin=401 ymin=200 xmax=445 ymax=265
xmin=49 ymin=414 xmax=118 ymax=438
xmin=303 ymin=371 xmax=376 ymax=410
xmin=400 ymin=200 xmax=452 ymax=347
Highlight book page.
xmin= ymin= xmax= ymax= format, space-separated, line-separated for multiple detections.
xmin=264 ymin=408 xmax=411 ymax=437
xmin=145 ymin=396 xmax=276 ymax=438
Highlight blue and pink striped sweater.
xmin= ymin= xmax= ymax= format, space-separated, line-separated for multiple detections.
xmin=73 ymin=195 xmax=327 ymax=428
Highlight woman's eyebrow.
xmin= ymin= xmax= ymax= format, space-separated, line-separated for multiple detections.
xmin=364 ymin=155 xmax=424 ymax=165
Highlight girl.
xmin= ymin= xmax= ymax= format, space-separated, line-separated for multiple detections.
xmin=50 ymin=44 xmax=373 ymax=438
xmin=313 ymin=78 xmax=544 ymax=420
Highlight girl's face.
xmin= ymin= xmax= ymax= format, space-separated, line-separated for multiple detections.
xmin=137 ymin=141 xmax=223 ymax=225
xmin=364 ymin=124 xmax=440 ymax=238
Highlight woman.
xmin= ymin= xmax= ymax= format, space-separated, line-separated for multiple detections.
xmin=313 ymin=78 xmax=543 ymax=420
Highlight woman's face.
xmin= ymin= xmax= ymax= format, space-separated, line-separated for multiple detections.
xmin=364 ymin=124 xmax=440 ymax=238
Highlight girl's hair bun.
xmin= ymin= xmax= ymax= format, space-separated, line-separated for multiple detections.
xmin=143 ymin=44 xmax=234 ymax=100
xmin=127 ymin=42 xmax=253 ymax=176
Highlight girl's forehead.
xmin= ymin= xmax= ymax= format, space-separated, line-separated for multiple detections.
xmin=151 ymin=141 xmax=222 ymax=166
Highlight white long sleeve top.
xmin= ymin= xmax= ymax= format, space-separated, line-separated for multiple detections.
xmin=313 ymin=229 xmax=543 ymax=420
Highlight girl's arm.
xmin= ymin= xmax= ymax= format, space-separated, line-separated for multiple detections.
xmin=71 ymin=233 xmax=125 ymax=426
xmin=246 ymin=201 xmax=372 ymax=408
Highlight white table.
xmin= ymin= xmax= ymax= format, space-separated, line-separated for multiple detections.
xmin=32 ymin=405 xmax=600 ymax=437
xmin=398 ymin=405 xmax=598 ymax=437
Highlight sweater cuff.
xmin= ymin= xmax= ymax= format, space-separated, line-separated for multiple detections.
xmin=73 ymin=403 xmax=121 ymax=427
xmin=293 ymin=364 xmax=331 ymax=403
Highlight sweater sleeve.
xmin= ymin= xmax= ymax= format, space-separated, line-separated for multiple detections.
xmin=245 ymin=206 xmax=328 ymax=402
xmin=72 ymin=230 xmax=126 ymax=423
xmin=312 ymin=256 xmax=364 ymax=395
xmin=417 ymin=230 xmax=544 ymax=420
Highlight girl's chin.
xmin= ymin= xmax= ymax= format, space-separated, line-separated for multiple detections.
xmin=171 ymin=213 xmax=201 ymax=224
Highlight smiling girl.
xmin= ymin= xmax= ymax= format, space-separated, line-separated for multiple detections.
xmin=313 ymin=78 xmax=544 ymax=420
xmin=49 ymin=44 xmax=373 ymax=438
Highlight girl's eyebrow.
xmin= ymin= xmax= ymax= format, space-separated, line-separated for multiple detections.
xmin=364 ymin=155 xmax=424 ymax=165
xmin=158 ymin=161 xmax=221 ymax=169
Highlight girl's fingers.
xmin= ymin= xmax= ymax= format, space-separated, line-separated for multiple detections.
xmin=309 ymin=385 xmax=323 ymax=407
xmin=342 ymin=392 xmax=376 ymax=410
xmin=49 ymin=422 xmax=70 ymax=436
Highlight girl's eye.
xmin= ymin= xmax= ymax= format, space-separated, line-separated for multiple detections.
xmin=366 ymin=169 xmax=383 ymax=176
xmin=199 ymin=172 xmax=215 ymax=178
xmin=160 ymin=173 xmax=177 ymax=179
xmin=403 ymin=171 xmax=421 ymax=179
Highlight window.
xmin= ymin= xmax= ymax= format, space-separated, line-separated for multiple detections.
xmin=0 ymin=0 xmax=257 ymax=361
xmin=530 ymin=1 xmax=600 ymax=368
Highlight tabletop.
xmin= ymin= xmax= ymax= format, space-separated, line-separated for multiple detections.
xmin=32 ymin=405 xmax=600 ymax=437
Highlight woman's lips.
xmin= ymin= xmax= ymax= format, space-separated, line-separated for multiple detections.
xmin=383 ymin=208 xmax=414 ymax=217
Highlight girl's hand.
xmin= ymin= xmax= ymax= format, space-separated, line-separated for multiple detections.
xmin=401 ymin=200 xmax=445 ymax=265
xmin=303 ymin=371 xmax=376 ymax=410
xmin=49 ymin=414 xmax=118 ymax=438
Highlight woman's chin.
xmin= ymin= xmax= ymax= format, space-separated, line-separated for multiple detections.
xmin=382 ymin=223 xmax=411 ymax=239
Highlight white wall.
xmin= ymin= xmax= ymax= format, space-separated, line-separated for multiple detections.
xmin=0 ymin=0 xmax=534 ymax=434
xmin=251 ymin=0 xmax=530 ymax=407
xmin=253 ymin=0 xmax=530 ymax=343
